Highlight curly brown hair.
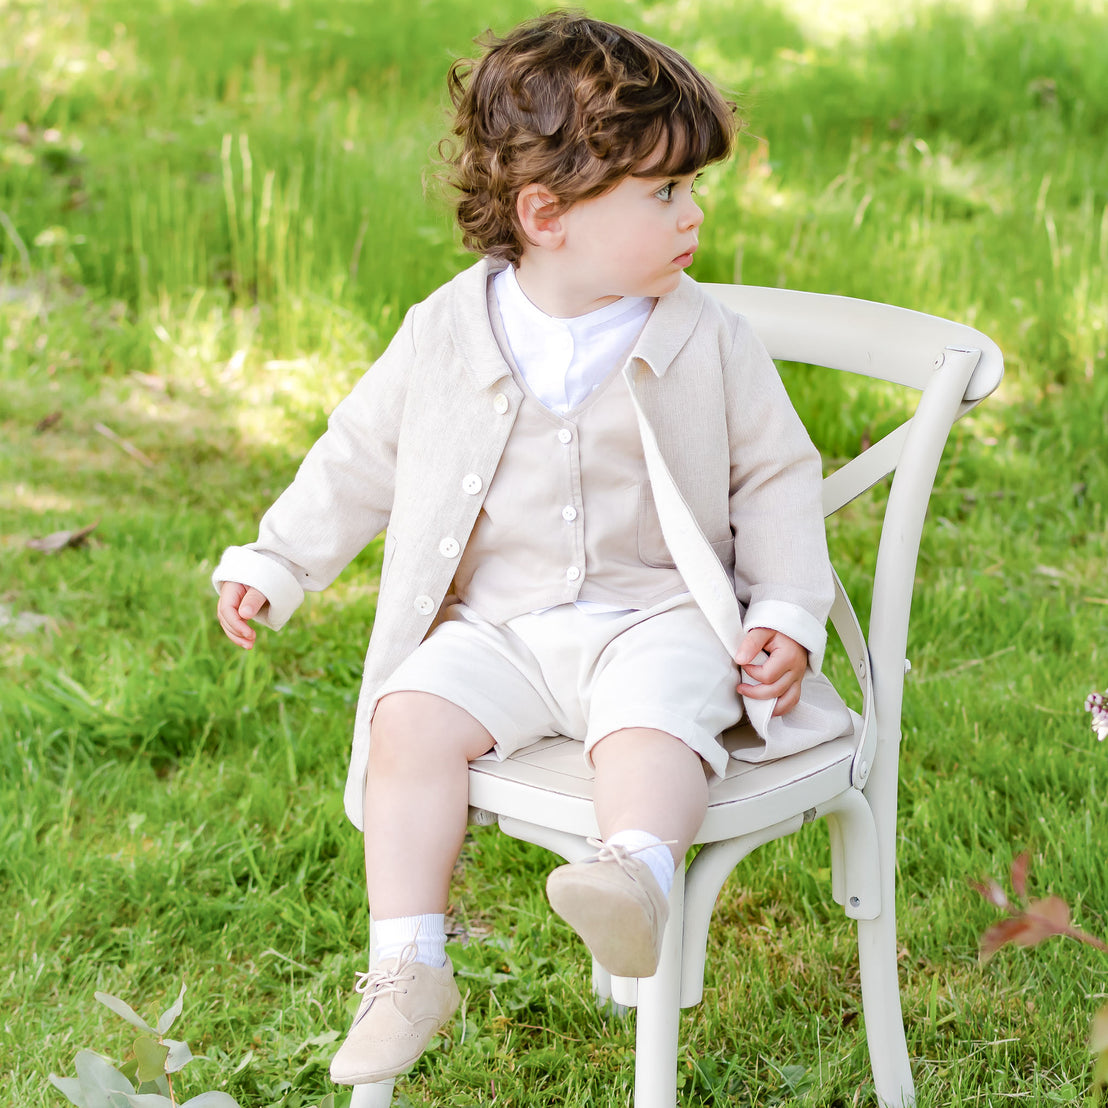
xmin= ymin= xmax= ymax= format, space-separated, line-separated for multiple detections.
xmin=442 ymin=11 xmax=737 ymax=264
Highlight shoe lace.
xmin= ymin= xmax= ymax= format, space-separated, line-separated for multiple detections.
xmin=352 ymin=938 xmax=419 ymax=1005
xmin=585 ymin=835 xmax=677 ymax=877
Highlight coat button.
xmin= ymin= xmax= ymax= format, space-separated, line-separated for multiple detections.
xmin=462 ymin=473 xmax=482 ymax=495
xmin=561 ymin=505 xmax=578 ymax=522
xmin=493 ymin=393 xmax=509 ymax=414
xmin=413 ymin=595 xmax=435 ymax=615
xmin=439 ymin=537 xmax=460 ymax=558
xmin=557 ymin=428 xmax=572 ymax=444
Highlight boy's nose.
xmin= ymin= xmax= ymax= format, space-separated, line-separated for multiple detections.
xmin=679 ymin=198 xmax=704 ymax=231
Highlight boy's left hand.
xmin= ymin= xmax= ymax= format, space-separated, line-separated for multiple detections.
xmin=734 ymin=628 xmax=808 ymax=716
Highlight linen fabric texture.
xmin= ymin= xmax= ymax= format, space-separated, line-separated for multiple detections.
xmin=371 ymin=595 xmax=744 ymax=780
xmin=211 ymin=258 xmax=852 ymax=830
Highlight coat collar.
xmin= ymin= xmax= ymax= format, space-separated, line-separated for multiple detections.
xmin=447 ymin=257 xmax=707 ymax=389
xmin=449 ymin=257 xmax=515 ymax=391
xmin=627 ymin=274 xmax=706 ymax=379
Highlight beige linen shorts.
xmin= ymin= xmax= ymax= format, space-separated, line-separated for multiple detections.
xmin=371 ymin=593 xmax=743 ymax=778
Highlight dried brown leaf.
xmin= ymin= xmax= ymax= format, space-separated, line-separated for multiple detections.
xmin=1009 ymin=850 xmax=1031 ymax=899
xmin=26 ymin=522 xmax=98 ymax=553
xmin=34 ymin=410 xmax=62 ymax=432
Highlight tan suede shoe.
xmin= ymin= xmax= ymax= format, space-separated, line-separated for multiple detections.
xmin=546 ymin=839 xmax=670 ymax=979
xmin=329 ymin=944 xmax=460 ymax=1085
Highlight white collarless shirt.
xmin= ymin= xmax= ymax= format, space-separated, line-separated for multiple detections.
xmin=493 ymin=265 xmax=652 ymax=412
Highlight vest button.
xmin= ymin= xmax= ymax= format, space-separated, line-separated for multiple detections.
xmin=561 ymin=505 xmax=578 ymax=522
xmin=462 ymin=473 xmax=482 ymax=495
xmin=566 ymin=566 xmax=581 ymax=582
xmin=557 ymin=428 xmax=572 ymax=445
xmin=439 ymin=537 xmax=460 ymax=558
xmin=493 ymin=393 xmax=510 ymax=414
xmin=413 ymin=595 xmax=435 ymax=615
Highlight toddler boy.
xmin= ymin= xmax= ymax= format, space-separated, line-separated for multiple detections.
xmin=215 ymin=11 xmax=844 ymax=1087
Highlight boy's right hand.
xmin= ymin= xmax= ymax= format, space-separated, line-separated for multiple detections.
xmin=217 ymin=581 xmax=269 ymax=649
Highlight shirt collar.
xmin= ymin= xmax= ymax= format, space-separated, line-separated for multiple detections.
xmin=497 ymin=264 xmax=651 ymax=337
xmin=450 ymin=258 xmax=705 ymax=388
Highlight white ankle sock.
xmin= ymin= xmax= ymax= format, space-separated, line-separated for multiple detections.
xmin=372 ymin=913 xmax=447 ymax=968
xmin=606 ymin=830 xmax=675 ymax=898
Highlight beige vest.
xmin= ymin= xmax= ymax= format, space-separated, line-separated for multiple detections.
xmin=453 ymin=328 xmax=688 ymax=622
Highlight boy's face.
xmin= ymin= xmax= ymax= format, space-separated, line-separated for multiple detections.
xmin=533 ymin=170 xmax=705 ymax=316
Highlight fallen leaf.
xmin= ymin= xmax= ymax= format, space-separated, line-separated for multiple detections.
xmin=26 ymin=521 xmax=98 ymax=552
xmin=34 ymin=410 xmax=62 ymax=432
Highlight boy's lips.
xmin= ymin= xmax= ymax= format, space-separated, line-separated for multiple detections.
xmin=673 ymin=246 xmax=698 ymax=267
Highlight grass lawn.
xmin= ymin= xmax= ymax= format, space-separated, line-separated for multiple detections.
xmin=2 ymin=0 xmax=1107 ymax=1105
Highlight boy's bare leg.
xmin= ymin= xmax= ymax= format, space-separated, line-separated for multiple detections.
xmin=546 ymin=728 xmax=708 ymax=978
xmin=332 ymin=692 xmax=489 ymax=1085
xmin=590 ymin=727 xmax=710 ymax=860
xmin=363 ymin=691 xmax=495 ymax=919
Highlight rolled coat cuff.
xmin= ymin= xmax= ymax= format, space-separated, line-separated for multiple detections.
xmin=743 ymin=599 xmax=828 ymax=674
xmin=211 ymin=546 xmax=305 ymax=631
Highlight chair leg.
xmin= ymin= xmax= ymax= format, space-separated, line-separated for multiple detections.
xmin=857 ymin=914 xmax=915 ymax=1107
xmin=349 ymin=1079 xmax=396 ymax=1107
xmin=345 ymin=918 xmax=397 ymax=1107
xmin=632 ymin=865 xmax=685 ymax=1108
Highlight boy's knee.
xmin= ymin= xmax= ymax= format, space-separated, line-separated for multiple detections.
xmin=370 ymin=691 xmax=493 ymax=767
xmin=370 ymin=692 xmax=431 ymax=761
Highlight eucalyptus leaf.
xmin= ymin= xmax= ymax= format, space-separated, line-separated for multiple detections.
xmin=73 ymin=1050 xmax=136 ymax=1108
xmin=95 ymin=992 xmax=155 ymax=1034
xmin=164 ymin=1038 xmax=194 ymax=1073
xmin=133 ymin=1035 xmax=169 ymax=1085
xmin=120 ymin=1095 xmax=174 ymax=1107
xmin=179 ymin=1093 xmax=243 ymax=1108
xmin=156 ymin=983 xmax=187 ymax=1035
xmin=135 ymin=1075 xmax=171 ymax=1098
xmin=47 ymin=1073 xmax=89 ymax=1107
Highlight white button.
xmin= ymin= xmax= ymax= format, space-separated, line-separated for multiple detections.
xmin=462 ymin=473 xmax=482 ymax=495
xmin=557 ymin=428 xmax=572 ymax=444
xmin=414 ymin=595 xmax=435 ymax=615
xmin=561 ymin=505 xmax=578 ymax=522
xmin=493 ymin=393 xmax=509 ymax=414
xmin=566 ymin=567 xmax=581 ymax=582
xmin=439 ymin=537 xmax=460 ymax=558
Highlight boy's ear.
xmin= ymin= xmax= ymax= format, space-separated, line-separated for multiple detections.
xmin=516 ymin=183 xmax=565 ymax=247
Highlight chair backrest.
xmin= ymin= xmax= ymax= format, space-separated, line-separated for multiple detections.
xmin=703 ymin=285 xmax=1003 ymax=796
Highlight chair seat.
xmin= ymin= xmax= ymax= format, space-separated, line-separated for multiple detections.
xmin=467 ymin=727 xmax=856 ymax=845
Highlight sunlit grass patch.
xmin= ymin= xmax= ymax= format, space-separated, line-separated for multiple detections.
xmin=2 ymin=0 xmax=1107 ymax=1104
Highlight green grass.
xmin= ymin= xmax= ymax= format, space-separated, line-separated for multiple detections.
xmin=2 ymin=0 xmax=1107 ymax=1105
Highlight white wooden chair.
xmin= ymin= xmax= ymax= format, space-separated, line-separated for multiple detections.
xmin=351 ymin=285 xmax=1004 ymax=1108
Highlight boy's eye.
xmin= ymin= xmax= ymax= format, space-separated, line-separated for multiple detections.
xmin=654 ymin=182 xmax=675 ymax=201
